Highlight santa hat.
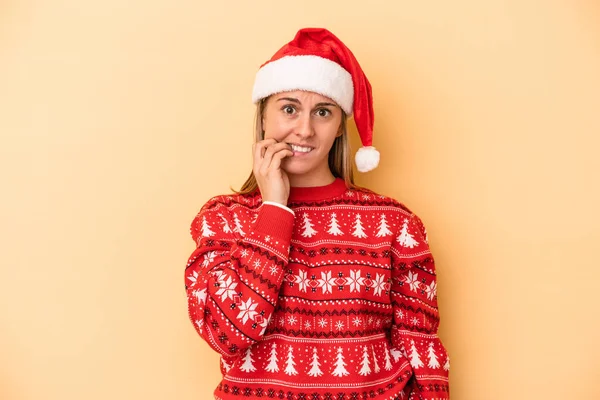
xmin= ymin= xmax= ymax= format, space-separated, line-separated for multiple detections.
xmin=251 ymin=28 xmax=380 ymax=173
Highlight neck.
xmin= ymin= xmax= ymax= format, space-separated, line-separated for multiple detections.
xmin=287 ymin=167 xmax=336 ymax=188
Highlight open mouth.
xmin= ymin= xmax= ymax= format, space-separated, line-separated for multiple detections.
xmin=288 ymin=144 xmax=314 ymax=154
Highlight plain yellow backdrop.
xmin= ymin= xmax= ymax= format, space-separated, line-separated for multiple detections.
xmin=1 ymin=1 xmax=599 ymax=399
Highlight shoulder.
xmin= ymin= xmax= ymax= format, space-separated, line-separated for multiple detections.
xmin=197 ymin=189 xmax=262 ymax=214
xmin=190 ymin=190 xmax=261 ymax=229
xmin=189 ymin=190 xmax=264 ymax=242
xmin=345 ymin=185 xmax=429 ymax=232
xmin=345 ymin=185 xmax=414 ymax=214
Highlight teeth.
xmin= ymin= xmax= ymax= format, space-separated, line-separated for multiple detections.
xmin=290 ymin=144 xmax=313 ymax=153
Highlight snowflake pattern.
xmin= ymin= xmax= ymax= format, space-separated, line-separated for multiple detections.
xmin=317 ymin=271 xmax=336 ymax=294
xmin=346 ymin=270 xmax=365 ymax=292
xmin=405 ymin=271 xmax=420 ymax=292
xmin=425 ymin=280 xmax=437 ymax=300
xmin=185 ymin=196 xmax=449 ymax=393
xmin=215 ymin=274 xmax=238 ymax=301
xmin=372 ymin=273 xmax=387 ymax=296
xmin=237 ymin=298 xmax=258 ymax=324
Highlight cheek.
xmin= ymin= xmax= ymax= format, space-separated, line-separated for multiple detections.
xmin=263 ymin=117 xmax=292 ymax=141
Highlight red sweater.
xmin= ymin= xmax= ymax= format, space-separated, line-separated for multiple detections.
xmin=185 ymin=178 xmax=450 ymax=400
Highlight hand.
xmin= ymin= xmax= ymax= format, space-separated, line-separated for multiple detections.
xmin=253 ymin=138 xmax=293 ymax=205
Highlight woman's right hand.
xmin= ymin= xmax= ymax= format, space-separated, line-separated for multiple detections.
xmin=253 ymin=139 xmax=294 ymax=205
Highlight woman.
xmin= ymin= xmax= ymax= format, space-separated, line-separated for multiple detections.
xmin=184 ymin=28 xmax=450 ymax=400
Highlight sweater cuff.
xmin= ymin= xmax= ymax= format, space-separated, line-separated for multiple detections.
xmin=261 ymin=201 xmax=295 ymax=216
xmin=242 ymin=204 xmax=295 ymax=262
xmin=253 ymin=203 xmax=295 ymax=244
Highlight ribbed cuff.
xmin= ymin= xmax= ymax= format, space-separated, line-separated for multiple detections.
xmin=261 ymin=201 xmax=295 ymax=216
xmin=254 ymin=203 xmax=295 ymax=244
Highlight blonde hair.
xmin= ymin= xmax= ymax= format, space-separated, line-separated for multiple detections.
xmin=233 ymin=97 xmax=364 ymax=195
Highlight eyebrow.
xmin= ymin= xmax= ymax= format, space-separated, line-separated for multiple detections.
xmin=276 ymin=97 xmax=338 ymax=108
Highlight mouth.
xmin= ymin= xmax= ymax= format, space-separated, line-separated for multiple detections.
xmin=287 ymin=143 xmax=314 ymax=155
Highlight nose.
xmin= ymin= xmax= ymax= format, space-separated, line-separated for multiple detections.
xmin=294 ymin=113 xmax=315 ymax=139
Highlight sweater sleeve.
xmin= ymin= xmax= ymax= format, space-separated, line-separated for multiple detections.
xmin=390 ymin=213 xmax=450 ymax=399
xmin=184 ymin=197 xmax=294 ymax=358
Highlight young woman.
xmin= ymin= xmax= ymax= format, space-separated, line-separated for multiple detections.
xmin=184 ymin=28 xmax=450 ymax=400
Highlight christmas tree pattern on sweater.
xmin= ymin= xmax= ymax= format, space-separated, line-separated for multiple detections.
xmin=185 ymin=179 xmax=449 ymax=399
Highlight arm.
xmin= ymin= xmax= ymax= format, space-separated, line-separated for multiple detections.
xmin=390 ymin=213 xmax=450 ymax=399
xmin=184 ymin=197 xmax=294 ymax=358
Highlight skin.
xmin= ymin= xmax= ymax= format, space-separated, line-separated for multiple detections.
xmin=252 ymin=90 xmax=344 ymax=205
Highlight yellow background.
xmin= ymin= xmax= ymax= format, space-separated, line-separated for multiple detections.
xmin=1 ymin=1 xmax=599 ymax=399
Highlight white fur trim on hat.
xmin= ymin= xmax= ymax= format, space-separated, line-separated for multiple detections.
xmin=252 ymin=55 xmax=354 ymax=114
xmin=355 ymin=146 xmax=380 ymax=172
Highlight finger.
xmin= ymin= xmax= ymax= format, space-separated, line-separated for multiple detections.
xmin=268 ymin=148 xmax=294 ymax=171
xmin=261 ymin=143 xmax=292 ymax=171
xmin=253 ymin=139 xmax=278 ymax=175
xmin=254 ymin=138 xmax=278 ymax=161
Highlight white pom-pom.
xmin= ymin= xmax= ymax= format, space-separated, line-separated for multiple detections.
xmin=355 ymin=146 xmax=380 ymax=172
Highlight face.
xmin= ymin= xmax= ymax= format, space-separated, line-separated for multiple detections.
xmin=262 ymin=90 xmax=343 ymax=184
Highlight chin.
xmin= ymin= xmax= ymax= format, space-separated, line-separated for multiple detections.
xmin=281 ymin=164 xmax=313 ymax=176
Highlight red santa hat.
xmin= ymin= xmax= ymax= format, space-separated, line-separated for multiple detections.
xmin=251 ymin=28 xmax=380 ymax=172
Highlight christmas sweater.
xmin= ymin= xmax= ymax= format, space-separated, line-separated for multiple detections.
xmin=184 ymin=178 xmax=450 ymax=400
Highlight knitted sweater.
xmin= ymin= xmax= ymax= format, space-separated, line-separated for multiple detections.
xmin=184 ymin=178 xmax=450 ymax=400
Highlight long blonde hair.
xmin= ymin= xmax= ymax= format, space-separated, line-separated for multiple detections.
xmin=233 ymin=97 xmax=363 ymax=195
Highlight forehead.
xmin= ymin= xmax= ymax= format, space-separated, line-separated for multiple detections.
xmin=271 ymin=90 xmax=338 ymax=105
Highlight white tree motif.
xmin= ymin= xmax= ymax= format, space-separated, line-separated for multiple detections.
xmin=443 ymin=355 xmax=450 ymax=371
xmin=427 ymin=342 xmax=440 ymax=369
xmin=307 ymin=347 xmax=323 ymax=377
xmin=397 ymin=218 xmax=418 ymax=248
xmin=301 ymin=213 xmax=317 ymax=237
xmin=265 ymin=343 xmax=279 ymax=373
xmin=201 ymin=251 xmax=217 ymax=267
xmin=239 ymin=347 xmax=256 ymax=372
xmin=232 ymin=213 xmax=245 ymax=236
xmin=390 ymin=347 xmax=402 ymax=362
xmin=331 ymin=347 xmax=349 ymax=377
xmin=221 ymin=357 xmax=232 ymax=372
xmin=192 ymin=288 xmax=207 ymax=305
xmin=372 ymin=345 xmax=381 ymax=373
xmin=200 ymin=216 xmax=216 ymax=237
xmin=409 ymin=340 xmax=424 ymax=369
xmin=218 ymin=213 xmax=232 ymax=234
xmin=327 ymin=212 xmax=343 ymax=236
xmin=383 ymin=343 xmax=393 ymax=370
xmin=284 ymin=345 xmax=298 ymax=376
xmin=376 ymin=214 xmax=392 ymax=237
xmin=352 ymin=214 xmax=367 ymax=238
xmin=358 ymin=345 xmax=371 ymax=376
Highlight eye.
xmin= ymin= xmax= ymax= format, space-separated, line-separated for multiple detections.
xmin=282 ymin=105 xmax=296 ymax=115
xmin=315 ymin=108 xmax=331 ymax=117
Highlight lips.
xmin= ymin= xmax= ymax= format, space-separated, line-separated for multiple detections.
xmin=288 ymin=143 xmax=314 ymax=153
